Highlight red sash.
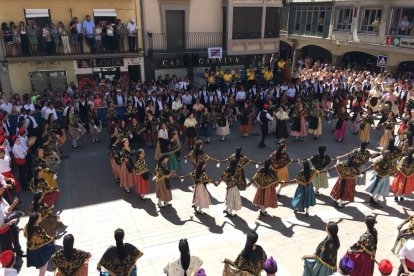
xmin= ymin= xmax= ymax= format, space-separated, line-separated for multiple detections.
xmin=406 ymin=258 xmax=414 ymax=270
xmin=15 ymin=158 xmax=26 ymax=165
xmin=0 ymin=225 xmax=10 ymax=234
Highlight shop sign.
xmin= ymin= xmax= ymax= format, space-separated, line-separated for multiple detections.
xmin=77 ymin=58 xmax=124 ymax=68
xmin=157 ymin=56 xmax=244 ymax=68
xmin=385 ymin=36 xmax=414 ymax=49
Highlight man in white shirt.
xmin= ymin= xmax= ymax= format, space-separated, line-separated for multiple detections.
xmin=0 ymin=97 xmax=13 ymax=114
xmin=127 ymin=18 xmax=137 ymax=52
xmin=398 ymin=236 xmax=414 ymax=275
xmin=116 ymin=90 xmax=126 ymax=106
xmin=44 ymin=102 xmax=58 ymax=121
xmin=182 ymin=91 xmax=193 ymax=107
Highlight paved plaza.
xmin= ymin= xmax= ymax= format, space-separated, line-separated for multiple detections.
xmin=16 ymin=121 xmax=413 ymax=276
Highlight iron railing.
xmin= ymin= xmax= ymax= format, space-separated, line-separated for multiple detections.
xmin=148 ymin=32 xmax=224 ymax=51
xmin=1 ymin=30 xmax=143 ymax=58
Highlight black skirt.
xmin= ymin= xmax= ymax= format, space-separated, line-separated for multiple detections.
xmin=309 ymin=116 xmax=319 ymax=130
xmin=186 ymin=126 xmax=197 ymax=138
xmin=291 ymin=117 xmax=301 ymax=132
xmin=275 ymin=120 xmax=289 ymax=139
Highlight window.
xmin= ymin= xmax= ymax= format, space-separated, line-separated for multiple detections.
xmin=233 ymin=7 xmax=262 ymax=39
xmin=29 ymin=70 xmax=67 ymax=94
xmin=335 ymin=8 xmax=353 ymax=31
xmin=288 ymin=6 xmax=332 ymax=38
xmin=360 ymin=9 xmax=382 ymax=33
xmin=264 ymin=7 xmax=281 ymax=38
xmin=388 ymin=8 xmax=414 ymax=36
xmin=93 ymin=9 xmax=117 ymax=25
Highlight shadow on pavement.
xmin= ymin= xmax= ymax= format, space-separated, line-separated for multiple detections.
xmin=256 ymin=215 xmax=296 ymax=237
xmin=124 ymin=196 xmax=159 ymax=217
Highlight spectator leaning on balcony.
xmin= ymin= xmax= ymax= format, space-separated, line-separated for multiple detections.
xmin=399 ymin=16 xmax=410 ymax=36
xmin=82 ymin=15 xmax=95 ymax=53
xmin=127 ymin=18 xmax=137 ymax=52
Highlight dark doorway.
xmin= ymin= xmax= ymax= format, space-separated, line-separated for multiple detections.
xmin=166 ymin=10 xmax=185 ymax=50
xmin=279 ymin=41 xmax=293 ymax=60
xmin=342 ymin=51 xmax=377 ymax=69
xmin=301 ymin=45 xmax=332 ymax=63
xmin=128 ymin=65 xmax=141 ymax=82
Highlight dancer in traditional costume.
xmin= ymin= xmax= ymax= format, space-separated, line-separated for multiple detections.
xmin=365 ymin=151 xmax=394 ymax=207
xmin=302 ymin=221 xmax=340 ymax=276
xmin=308 ymin=102 xmax=325 ymax=140
xmin=291 ymin=160 xmax=317 ymax=216
xmin=333 ymin=106 xmax=349 ymax=142
xmin=184 ymin=112 xmax=198 ymax=149
xmin=186 ymin=140 xmax=219 ymax=168
xmin=164 ymin=239 xmax=203 ymax=276
xmin=109 ymin=137 xmax=121 ymax=183
xmin=330 ymin=156 xmax=360 ymax=208
xmin=270 ymin=144 xmax=297 ymax=196
xmin=216 ymin=104 xmax=231 ymax=141
xmin=346 ymin=215 xmax=378 ymax=276
xmin=52 ymin=234 xmax=91 ymax=276
xmin=134 ymin=149 xmax=150 ymax=200
xmin=155 ymin=122 xmax=169 ymax=161
xmin=252 ymin=159 xmax=279 ymax=217
xmin=167 ymin=130 xmax=181 ymax=172
xmin=290 ymin=102 xmax=307 ymax=141
xmin=155 ymin=154 xmax=173 ymax=208
xmin=309 ymin=146 xmax=332 ymax=195
xmin=379 ymin=113 xmax=397 ymax=148
xmin=119 ymin=138 xmax=135 ymax=193
xmin=25 ymin=212 xmax=56 ymax=276
xmin=274 ymin=105 xmax=289 ymax=143
xmin=392 ymin=214 xmax=414 ymax=255
xmin=31 ymin=167 xmax=61 ymax=208
xmin=358 ymin=108 xmax=374 ymax=143
xmin=97 ymin=228 xmax=143 ymax=276
xmin=33 ymin=147 xmax=58 ymax=189
xmin=219 ymin=159 xmax=242 ymax=217
xmin=224 ymin=231 xmax=267 ymax=276
xmin=225 ymin=147 xmax=255 ymax=191
xmin=239 ymin=102 xmax=254 ymax=137
xmin=390 ymin=152 xmax=414 ymax=202
xmin=336 ymin=142 xmax=371 ymax=186
xmin=29 ymin=192 xmax=66 ymax=237
xmin=190 ymin=160 xmax=213 ymax=215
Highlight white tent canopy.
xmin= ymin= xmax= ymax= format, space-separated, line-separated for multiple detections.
xmin=93 ymin=9 xmax=117 ymax=17
xmin=25 ymin=9 xmax=49 ymax=18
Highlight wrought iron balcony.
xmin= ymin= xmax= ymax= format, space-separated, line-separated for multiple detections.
xmin=147 ymin=32 xmax=224 ymax=52
xmin=1 ymin=32 xmax=143 ymax=60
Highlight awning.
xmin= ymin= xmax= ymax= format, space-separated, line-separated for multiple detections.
xmin=25 ymin=9 xmax=49 ymax=18
xmin=93 ymin=9 xmax=117 ymax=17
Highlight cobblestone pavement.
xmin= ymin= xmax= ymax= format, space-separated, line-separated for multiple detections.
xmin=16 ymin=120 xmax=413 ymax=276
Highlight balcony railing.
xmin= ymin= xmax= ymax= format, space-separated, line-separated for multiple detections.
xmin=1 ymin=31 xmax=142 ymax=58
xmin=148 ymin=32 xmax=224 ymax=52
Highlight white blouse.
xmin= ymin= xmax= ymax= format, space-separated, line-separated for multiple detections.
xmin=163 ymin=256 xmax=203 ymax=276
xmin=184 ymin=118 xmax=197 ymax=128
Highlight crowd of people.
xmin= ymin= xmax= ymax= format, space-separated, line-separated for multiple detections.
xmin=1 ymin=14 xmax=138 ymax=56
xmin=0 ymin=54 xmax=413 ymax=275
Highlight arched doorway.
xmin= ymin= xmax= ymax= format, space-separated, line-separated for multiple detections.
xmin=279 ymin=41 xmax=293 ymax=60
xmin=397 ymin=61 xmax=414 ymax=76
xmin=342 ymin=51 xmax=377 ymax=69
xmin=300 ymin=45 xmax=332 ymax=64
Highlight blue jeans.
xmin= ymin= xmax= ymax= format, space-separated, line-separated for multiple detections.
xmin=199 ymin=124 xmax=211 ymax=137
xmin=86 ymin=35 xmax=95 ymax=53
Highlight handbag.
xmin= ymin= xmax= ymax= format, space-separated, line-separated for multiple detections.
xmin=141 ymin=171 xmax=149 ymax=180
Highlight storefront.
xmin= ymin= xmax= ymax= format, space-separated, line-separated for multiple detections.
xmin=145 ymin=53 xmax=264 ymax=87
xmin=75 ymin=57 xmax=145 ymax=89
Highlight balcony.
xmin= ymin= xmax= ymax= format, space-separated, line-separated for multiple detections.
xmin=147 ymin=32 xmax=224 ymax=53
xmin=1 ymin=32 xmax=143 ymax=61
